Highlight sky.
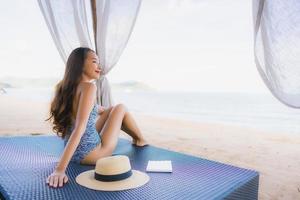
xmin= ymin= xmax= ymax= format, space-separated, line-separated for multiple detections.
xmin=0 ymin=0 xmax=269 ymax=93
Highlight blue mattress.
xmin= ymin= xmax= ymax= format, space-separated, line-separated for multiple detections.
xmin=0 ymin=135 xmax=259 ymax=200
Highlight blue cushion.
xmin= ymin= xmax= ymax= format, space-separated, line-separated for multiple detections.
xmin=0 ymin=135 xmax=259 ymax=200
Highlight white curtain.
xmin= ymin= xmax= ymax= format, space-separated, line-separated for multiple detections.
xmin=37 ymin=0 xmax=142 ymax=107
xmin=253 ymin=0 xmax=300 ymax=108
xmin=94 ymin=0 xmax=141 ymax=107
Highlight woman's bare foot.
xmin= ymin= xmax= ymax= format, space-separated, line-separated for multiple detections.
xmin=132 ymin=138 xmax=148 ymax=147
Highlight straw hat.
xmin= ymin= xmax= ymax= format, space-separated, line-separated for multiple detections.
xmin=76 ymin=155 xmax=150 ymax=191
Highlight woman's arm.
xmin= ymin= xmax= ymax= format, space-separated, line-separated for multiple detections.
xmin=47 ymin=82 xmax=97 ymax=188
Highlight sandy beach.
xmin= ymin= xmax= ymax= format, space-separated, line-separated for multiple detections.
xmin=0 ymin=95 xmax=299 ymax=200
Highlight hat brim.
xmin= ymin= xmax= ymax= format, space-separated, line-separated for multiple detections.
xmin=76 ymin=169 xmax=150 ymax=191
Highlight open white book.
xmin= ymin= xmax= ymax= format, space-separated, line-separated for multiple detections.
xmin=146 ymin=160 xmax=172 ymax=173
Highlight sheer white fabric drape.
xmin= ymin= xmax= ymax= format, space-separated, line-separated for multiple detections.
xmin=37 ymin=0 xmax=142 ymax=107
xmin=37 ymin=0 xmax=95 ymax=62
xmin=94 ymin=0 xmax=141 ymax=107
xmin=253 ymin=0 xmax=300 ymax=108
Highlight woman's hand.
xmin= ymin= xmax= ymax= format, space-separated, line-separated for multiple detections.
xmin=46 ymin=169 xmax=69 ymax=188
xmin=98 ymin=106 xmax=105 ymax=115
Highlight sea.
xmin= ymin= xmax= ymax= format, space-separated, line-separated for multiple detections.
xmin=2 ymin=87 xmax=300 ymax=134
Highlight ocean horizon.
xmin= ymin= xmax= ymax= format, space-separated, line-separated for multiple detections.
xmin=2 ymin=87 xmax=300 ymax=135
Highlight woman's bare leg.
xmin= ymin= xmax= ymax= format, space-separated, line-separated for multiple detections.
xmin=95 ymin=104 xmax=148 ymax=146
xmin=120 ymin=110 xmax=148 ymax=146
xmin=95 ymin=106 xmax=113 ymax=133
xmin=80 ymin=104 xmax=126 ymax=165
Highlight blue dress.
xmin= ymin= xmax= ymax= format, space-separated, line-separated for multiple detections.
xmin=64 ymin=103 xmax=101 ymax=164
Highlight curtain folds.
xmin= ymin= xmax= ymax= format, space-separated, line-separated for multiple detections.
xmin=37 ymin=0 xmax=142 ymax=107
xmin=94 ymin=0 xmax=142 ymax=107
xmin=253 ymin=0 xmax=300 ymax=108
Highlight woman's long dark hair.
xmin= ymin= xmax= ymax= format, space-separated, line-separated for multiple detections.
xmin=45 ymin=47 xmax=94 ymax=139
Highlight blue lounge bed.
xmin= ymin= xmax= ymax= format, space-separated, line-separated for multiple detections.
xmin=0 ymin=135 xmax=259 ymax=200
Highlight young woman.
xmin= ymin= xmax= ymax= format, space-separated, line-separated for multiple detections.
xmin=45 ymin=47 xmax=148 ymax=188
